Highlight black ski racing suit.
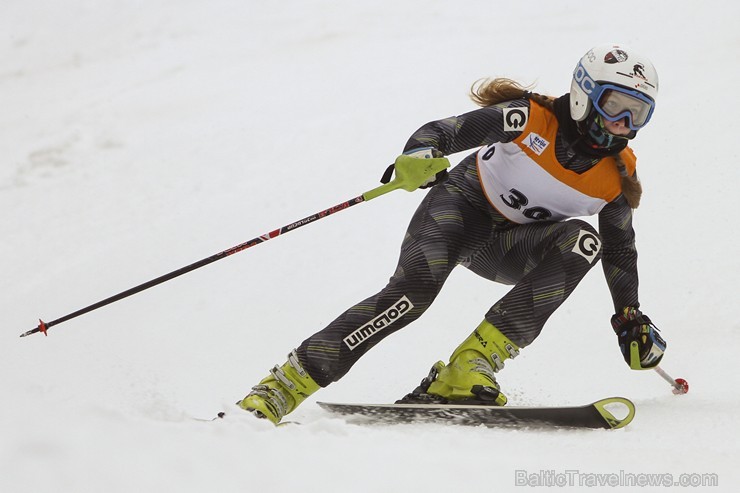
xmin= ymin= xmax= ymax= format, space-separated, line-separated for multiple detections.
xmin=296 ymin=97 xmax=640 ymax=387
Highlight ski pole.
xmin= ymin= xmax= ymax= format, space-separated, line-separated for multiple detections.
xmin=20 ymin=155 xmax=449 ymax=338
xmin=654 ymin=366 xmax=689 ymax=395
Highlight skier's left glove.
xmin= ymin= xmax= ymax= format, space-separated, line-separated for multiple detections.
xmin=611 ymin=307 xmax=666 ymax=370
xmin=380 ymin=147 xmax=448 ymax=189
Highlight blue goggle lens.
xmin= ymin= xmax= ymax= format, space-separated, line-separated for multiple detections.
xmin=574 ymin=62 xmax=655 ymax=131
xmin=596 ymin=88 xmax=654 ymax=130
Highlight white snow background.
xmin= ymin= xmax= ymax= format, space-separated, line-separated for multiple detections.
xmin=2 ymin=1 xmax=739 ymax=492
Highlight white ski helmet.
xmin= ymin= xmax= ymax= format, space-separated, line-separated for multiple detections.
xmin=570 ymin=45 xmax=658 ymax=130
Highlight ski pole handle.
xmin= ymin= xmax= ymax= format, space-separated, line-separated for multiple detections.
xmin=654 ymin=366 xmax=689 ymax=395
xmin=21 ymin=155 xmax=450 ymax=338
xmin=363 ymin=155 xmax=449 ymax=201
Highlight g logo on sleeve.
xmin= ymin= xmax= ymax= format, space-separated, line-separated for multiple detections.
xmin=503 ymin=107 xmax=529 ymax=132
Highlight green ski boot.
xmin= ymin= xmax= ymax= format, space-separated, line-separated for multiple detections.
xmin=238 ymin=350 xmax=320 ymax=424
xmin=398 ymin=320 xmax=519 ymax=406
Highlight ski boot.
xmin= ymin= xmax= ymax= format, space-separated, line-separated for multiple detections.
xmin=238 ymin=350 xmax=320 ymax=424
xmin=398 ymin=320 xmax=519 ymax=406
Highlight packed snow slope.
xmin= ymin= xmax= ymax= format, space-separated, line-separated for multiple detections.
xmin=2 ymin=1 xmax=739 ymax=491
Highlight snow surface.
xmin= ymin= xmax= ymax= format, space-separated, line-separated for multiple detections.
xmin=2 ymin=1 xmax=739 ymax=491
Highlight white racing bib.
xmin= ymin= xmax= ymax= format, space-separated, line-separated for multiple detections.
xmin=476 ymin=142 xmax=609 ymax=224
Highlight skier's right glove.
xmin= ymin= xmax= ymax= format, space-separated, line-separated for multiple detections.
xmin=380 ymin=147 xmax=448 ymax=189
xmin=611 ymin=307 xmax=666 ymax=370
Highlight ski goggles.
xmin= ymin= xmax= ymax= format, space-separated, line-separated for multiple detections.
xmin=574 ymin=62 xmax=656 ymax=131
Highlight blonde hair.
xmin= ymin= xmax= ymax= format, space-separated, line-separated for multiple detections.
xmin=469 ymin=78 xmax=642 ymax=208
xmin=615 ymin=155 xmax=642 ymax=208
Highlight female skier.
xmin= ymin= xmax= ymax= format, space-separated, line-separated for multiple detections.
xmin=239 ymin=44 xmax=667 ymax=424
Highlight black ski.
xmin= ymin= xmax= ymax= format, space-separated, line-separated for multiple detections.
xmin=317 ymin=397 xmax=635 ymax=430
